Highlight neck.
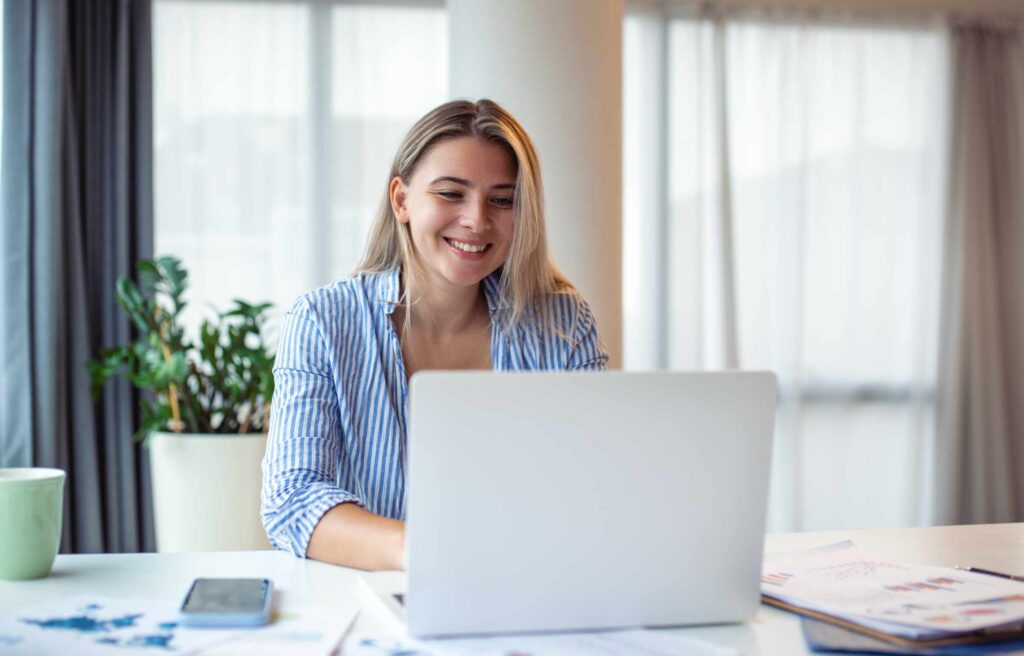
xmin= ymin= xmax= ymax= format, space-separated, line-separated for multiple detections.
xmin=402 ymin=269 xmax=488 ymax=335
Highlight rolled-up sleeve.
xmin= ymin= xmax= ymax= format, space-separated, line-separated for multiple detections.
xmin=261 ymin=298 xmax=365 ymax=557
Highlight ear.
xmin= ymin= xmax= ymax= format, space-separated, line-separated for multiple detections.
xmin=390 ymin=176 xmax=410 ymax=224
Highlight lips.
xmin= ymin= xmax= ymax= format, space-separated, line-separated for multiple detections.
xmin=444 ymin=237 xmax=490 ymax=254
xmin=443 ymin=237 xmax=493 ymax=263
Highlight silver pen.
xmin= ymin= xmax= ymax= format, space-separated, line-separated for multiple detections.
xmin=955 ymin=565 xmax=1024 ymax=582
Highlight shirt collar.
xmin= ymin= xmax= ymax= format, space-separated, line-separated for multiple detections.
xmin=377 ymin=268 xmax=401 ymax=315
xmin=481 ymin=271 xmax=503 ymax=317
xmin=376 ymin=267 xmax=508 ymax=318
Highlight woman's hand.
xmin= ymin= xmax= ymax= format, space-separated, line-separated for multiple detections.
xmin=306 ymin=503 xmax=406 ymax=571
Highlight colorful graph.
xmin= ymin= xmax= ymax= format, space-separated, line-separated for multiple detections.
xmin=882 ymin=595 xmax=1024 ymax=626
xmin=761 ymin=572 xmax=794 ymax=587
xmin=884 ymin=577 xmax=965 ymax=593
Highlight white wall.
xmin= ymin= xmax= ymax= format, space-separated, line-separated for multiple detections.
xmin=448 ymin=0 xmax=625 ymax=366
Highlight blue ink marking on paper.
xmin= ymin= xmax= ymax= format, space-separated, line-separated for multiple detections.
xmin=126 ymin=633 xmax=174 ymax=649
xmin=90 ymin=633 xmax=175 ymax=650
xmin=111 ymin=614 xmax=143 ymax=628
xmin=18 ymin=605 xmax=177 ymax=651
xmin=22 ymin=612 xmax=143 ymax=633
xmin=23 ymin=616 xmax=108 ymax=633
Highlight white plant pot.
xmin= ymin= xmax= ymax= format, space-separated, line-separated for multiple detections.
xmin=149 ymin=432 xmax=271 ymax=553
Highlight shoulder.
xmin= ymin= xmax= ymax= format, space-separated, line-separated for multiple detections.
xmin=539 ymin=288 xmax=608 ymax=369
xmin=489 ymin=278 xmax=608 ymax=370
xmin=536 ymin=287 xmax=599 ymax=342
xmin=276 ymin=271 xmax=396 ymax=372
xmin=511 ymin=286 xmax=601 ymax=354
xmin=286 ymin=270 xmax=396 ymax=327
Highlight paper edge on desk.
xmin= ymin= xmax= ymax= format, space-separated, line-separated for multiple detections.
xmin=764 ymin=539 xmax=858 ymax=562
xmin=194 ymin=603 xmax=360 ymax=656
xmin=356 ymin=572 xmax=407 ymax=635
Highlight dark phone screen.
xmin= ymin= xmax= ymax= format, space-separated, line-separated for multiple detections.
xmin=182 ymin=578 xmax=269 ymax=613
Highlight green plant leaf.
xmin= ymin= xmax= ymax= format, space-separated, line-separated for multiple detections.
xmin=90 ymin=255 xmax=276 ymax=437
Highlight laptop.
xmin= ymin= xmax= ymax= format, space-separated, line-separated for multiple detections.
xmin=364 ymin=371 xmax=777 ymax=638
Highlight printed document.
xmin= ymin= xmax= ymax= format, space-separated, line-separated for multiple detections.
xmin=762 ymin=541 xmax=1024 ymax=639
xmin=0 ymin=595 xmax=356 ymax=656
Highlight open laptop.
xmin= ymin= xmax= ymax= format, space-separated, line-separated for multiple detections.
xmin=363 ymin=371 xmax=777 ymax=638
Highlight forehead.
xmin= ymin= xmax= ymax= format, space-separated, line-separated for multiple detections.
xmin=411 ymin=136 xmax=516 ymax=185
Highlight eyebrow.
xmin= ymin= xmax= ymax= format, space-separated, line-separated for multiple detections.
xmin=429 ymin=176 xmax=515 ymax=190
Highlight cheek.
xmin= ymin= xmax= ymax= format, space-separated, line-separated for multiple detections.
xmin=498 ymin=215 xmax=516 ymax=251
xmin=496 ymin=212 xmax=515 ymax=239
xmin=407 ymin=206 xmax=449 ymax=240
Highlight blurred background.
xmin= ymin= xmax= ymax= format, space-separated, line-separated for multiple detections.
xmin=3 ymin=0 xmax=1024 ymax=553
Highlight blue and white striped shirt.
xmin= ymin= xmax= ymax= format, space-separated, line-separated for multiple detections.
xmin=261 ymin=268 xmax=609 ymax=557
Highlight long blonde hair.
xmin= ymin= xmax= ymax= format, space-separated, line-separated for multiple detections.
xmin=355 ymin=98 xmax=573 ymax=332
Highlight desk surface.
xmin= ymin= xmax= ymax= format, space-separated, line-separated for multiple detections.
xmin=3 ymin=523 xmax=1023 ymax=655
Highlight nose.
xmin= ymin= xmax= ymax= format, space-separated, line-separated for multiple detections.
xmin=460 ymin=196 xmax=491 ymax=232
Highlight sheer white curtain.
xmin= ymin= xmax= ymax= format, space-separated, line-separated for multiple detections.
xmin=625 ymin=10 xmax=950 ymax=531
xmin=153 ymin=0 xmax=447 ymax=337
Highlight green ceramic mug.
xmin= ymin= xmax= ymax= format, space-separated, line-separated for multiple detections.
xmin=0 ymin=468 xmax=65 ymax=580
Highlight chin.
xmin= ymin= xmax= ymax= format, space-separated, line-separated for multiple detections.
xmin=444 ymin=271 xmax=491 ymax=288
xmin=441 ymin=263 xmax=499 ymax=288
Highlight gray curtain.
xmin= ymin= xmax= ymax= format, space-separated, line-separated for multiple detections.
xmin=1 ymin=0 xmax=155 ymax=552
xmin=934 ymin=23 xmax=1024 ymax=525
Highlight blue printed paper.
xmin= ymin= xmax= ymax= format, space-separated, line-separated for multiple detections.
xmin=0 ymin=595 xmax=238 ymax=655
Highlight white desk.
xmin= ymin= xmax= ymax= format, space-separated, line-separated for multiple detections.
xmin=2 ymin=523 xmax=1023 ymax=655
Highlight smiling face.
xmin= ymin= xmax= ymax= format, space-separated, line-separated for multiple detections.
xmin=391 ymin=136 xmax=517 ymax=292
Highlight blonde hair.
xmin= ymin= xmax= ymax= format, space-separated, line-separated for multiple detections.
xmin=355 ymin=98 xmax=573 ymax=332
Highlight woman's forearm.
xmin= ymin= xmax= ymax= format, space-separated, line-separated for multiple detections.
xmin=306 ymin=502 xmax=405 ymax=571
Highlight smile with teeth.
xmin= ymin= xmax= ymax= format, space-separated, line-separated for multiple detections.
xmin=445 ymin=238 xmax=490 ymax=254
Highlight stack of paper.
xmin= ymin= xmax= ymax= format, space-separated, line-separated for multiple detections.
xmin=762 ymin=541 xmax=1024 ymax=641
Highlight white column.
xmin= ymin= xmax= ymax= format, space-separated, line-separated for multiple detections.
xmin=448 ymin=0 xmax=624 ymax=367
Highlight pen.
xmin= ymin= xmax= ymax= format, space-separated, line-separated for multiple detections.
xmin=955 ymin=566 xmax=1024 ymax=582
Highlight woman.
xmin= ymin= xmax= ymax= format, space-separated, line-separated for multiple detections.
xmin=261 ymin=99 xmax=608 ymax=571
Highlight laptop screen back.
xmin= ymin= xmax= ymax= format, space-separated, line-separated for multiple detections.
xmin=405 ymin=371 xmax=776 ymax=637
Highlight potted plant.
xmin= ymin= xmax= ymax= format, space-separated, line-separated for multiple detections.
xmin=89 ymin=256 xmax=275 ymax=552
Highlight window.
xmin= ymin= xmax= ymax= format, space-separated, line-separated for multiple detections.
xmin=624 ymin=12 xmax=949 ymax=530
xmin=153 ymin=0 xmax=447 ymax=336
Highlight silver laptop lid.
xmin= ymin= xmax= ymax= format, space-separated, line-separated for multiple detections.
xmin=405 ymin=371 xmax=776 ymax=637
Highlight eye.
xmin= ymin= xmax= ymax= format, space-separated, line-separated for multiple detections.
xmin=491 ymin=196 xmax=514 ymax=209
xmin=436 ymin=190 xmax=463 ymax=201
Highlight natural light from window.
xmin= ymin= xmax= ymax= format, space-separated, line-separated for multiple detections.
xmin=624 ymin=14 xmax=949 ymax=532
xmin=153 ymin=0 xmax=446 ymax=340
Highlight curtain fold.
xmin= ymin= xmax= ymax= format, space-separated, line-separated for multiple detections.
xmin=624 ymin=13 xmax=949 ymax=530
xmin=934 ymin=24 xmax=1024 ymax=525
xmin=1 ymin=0 xmax=154 ymax=552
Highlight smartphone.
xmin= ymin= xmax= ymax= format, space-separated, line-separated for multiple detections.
xmin=180 ymin=578 xmax=273 ymax=628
